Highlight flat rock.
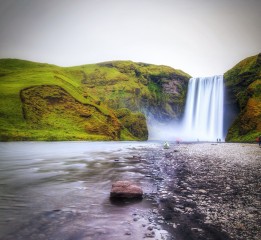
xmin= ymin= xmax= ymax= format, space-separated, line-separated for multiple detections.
xmin=110 ymin=181 xmax=143 ymax=199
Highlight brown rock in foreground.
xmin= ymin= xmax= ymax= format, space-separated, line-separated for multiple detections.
xmin=110 ymin=181 xmax=143 ymax=199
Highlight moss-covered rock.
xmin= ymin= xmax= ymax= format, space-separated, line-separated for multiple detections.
xmin=224 ymin=53 xmax=261 ymax=142
xmin=116 ymin=108 xmax=148 ymax=140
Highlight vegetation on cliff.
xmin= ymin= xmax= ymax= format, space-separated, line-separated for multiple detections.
xmin=0 ymin=59 xmax=188 ymax=141
xmin=72 ymin=60 xmax=190 ymax=121
xmin=224 ymin=53 xmax=261 ymax=142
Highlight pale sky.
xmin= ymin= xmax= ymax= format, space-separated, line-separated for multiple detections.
xmin=0 ymin=0 xmax=260 ymax=77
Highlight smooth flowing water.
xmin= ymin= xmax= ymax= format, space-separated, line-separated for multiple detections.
xmin=148 ymin=75 xmax=224 ymax=142
xmin=181 ymin=75 xmax=224 ymax=141
xmin=0 ymin=141 xmax=169 ymax=240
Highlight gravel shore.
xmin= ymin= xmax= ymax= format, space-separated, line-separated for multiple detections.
xmin=143 ymin=143 xmax=261 ymax=240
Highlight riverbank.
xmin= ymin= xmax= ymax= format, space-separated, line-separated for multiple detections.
xmin=0 ymin=142 xmax=260 ymax=240
xmin=143 ymin=142 xmax=260 ymax=240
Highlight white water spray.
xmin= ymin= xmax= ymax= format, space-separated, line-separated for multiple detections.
xmin=148 ymin=75 xmax=224 ymax=142
xmin=181 ymin=75 xmax=224 ymax=141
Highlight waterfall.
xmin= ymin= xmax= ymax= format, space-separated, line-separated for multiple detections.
xmin=148 ymin=75 xmax=224 ymax=142
xmin=181 ymin=75 xmax=224 ymax=141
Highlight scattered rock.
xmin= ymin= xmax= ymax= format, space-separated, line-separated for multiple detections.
xmin=143 ymin=143 xmax=260 ymax=240
xmin=152 ymin=209 xmax=158 ymax=214
xmin=147 ymin=225 xmax=154 ymax=231
xmin=144 ymin=231 xmax=155 ymax=238
xmin=198 ymin=189 xmax=207 ymax=194
xmin=110 ymin=181 xmax=143 ymax=199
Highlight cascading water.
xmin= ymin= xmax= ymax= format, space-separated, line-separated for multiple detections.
xmin=181 ymin=75 xmax=224 ymax=141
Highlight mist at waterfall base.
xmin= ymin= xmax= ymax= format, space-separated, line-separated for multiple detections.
xmin=148 ymin=75 xmax=225 ymax=142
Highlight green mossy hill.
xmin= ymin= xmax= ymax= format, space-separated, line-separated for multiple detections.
xmin=19 ymin=85 xmax=121 ymax=141
xmin=0 ymin=59 xmax=149 ymax=141
xmin=76 ymin=61 xmax=191 ymax=121
xmin=224 ymin=53 xmax=261 ymax=142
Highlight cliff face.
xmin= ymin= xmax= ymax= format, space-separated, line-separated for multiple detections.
xmin=224 ymin=53 xmax=261 ymax=142
xmin=79 ymin=61 xmax=190 ymax=122
xmin=0 ymin=59 xmax=188 ymax=141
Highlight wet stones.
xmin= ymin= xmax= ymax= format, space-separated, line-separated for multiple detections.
xmin=144 ymin=230 xmax=155 ymax=238
xmin=153 ymin=143 xmax=261 ymax=239
xmin=198 ymin=189 xmax=207 ymax=194
xmin=110 ymin=181 xmax=143 ymax=199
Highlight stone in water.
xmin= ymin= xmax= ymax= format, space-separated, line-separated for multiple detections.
xmin=110 ymin=181 xmax=143 ymax=199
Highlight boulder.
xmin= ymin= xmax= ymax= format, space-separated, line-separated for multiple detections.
xmin=110 ymin=181 xmax=143 ymax=199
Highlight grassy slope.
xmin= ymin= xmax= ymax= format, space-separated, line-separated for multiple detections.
xmin=224 ymin=53 xmax=261 ymax=142
xmin=0 ymin=59 xmax=149 ymax=141
xmin=1 ymin=58 xmax=190 ymax=141
xmin=3 ymin=56 xmax=259 ymax=142
xmin=19 ymin=85 xmax=122 ymax=141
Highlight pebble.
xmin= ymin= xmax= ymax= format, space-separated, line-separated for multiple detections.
xmin=143 ymin=143 xmax=261 ymax=240
xmin=147 ymin=225 xmax=154 ymax=231
xmin=198 ymin=189 xmax=207 ymax=194
xmin=152 ymin=209 xmax=158 ymax=214
xmin=144 ymin=231 xmax=155 ymax=238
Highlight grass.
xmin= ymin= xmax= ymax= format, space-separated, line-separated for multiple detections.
xmin=0 ymin=58 xmax=190 ymax=141
xmin=0 ymin=59 xmax=120 ymax=140
xmin=1 ymin=56 xmax=259 ymax=142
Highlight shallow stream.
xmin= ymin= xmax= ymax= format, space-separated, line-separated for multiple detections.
xmin=0 ymin=141 xmax=169 ymax=240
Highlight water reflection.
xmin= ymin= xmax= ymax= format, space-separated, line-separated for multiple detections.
xmin=0 ymin=141 xmax=162 ymax=240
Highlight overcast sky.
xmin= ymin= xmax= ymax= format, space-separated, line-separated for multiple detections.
xmin=0 ymin=0 xmax=260 ymax=77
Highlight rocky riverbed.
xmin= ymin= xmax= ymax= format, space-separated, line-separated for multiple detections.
xmin=0 ymin=142 xmax=260 ymax=240
xmin=142 ymin=142 xmax=261 ymax=240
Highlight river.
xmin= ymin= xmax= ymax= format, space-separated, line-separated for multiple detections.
xmin=0 ymin=141 xmax=171 ymax=240
xmin=1 ymin=141 xmax=260 ymax=240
